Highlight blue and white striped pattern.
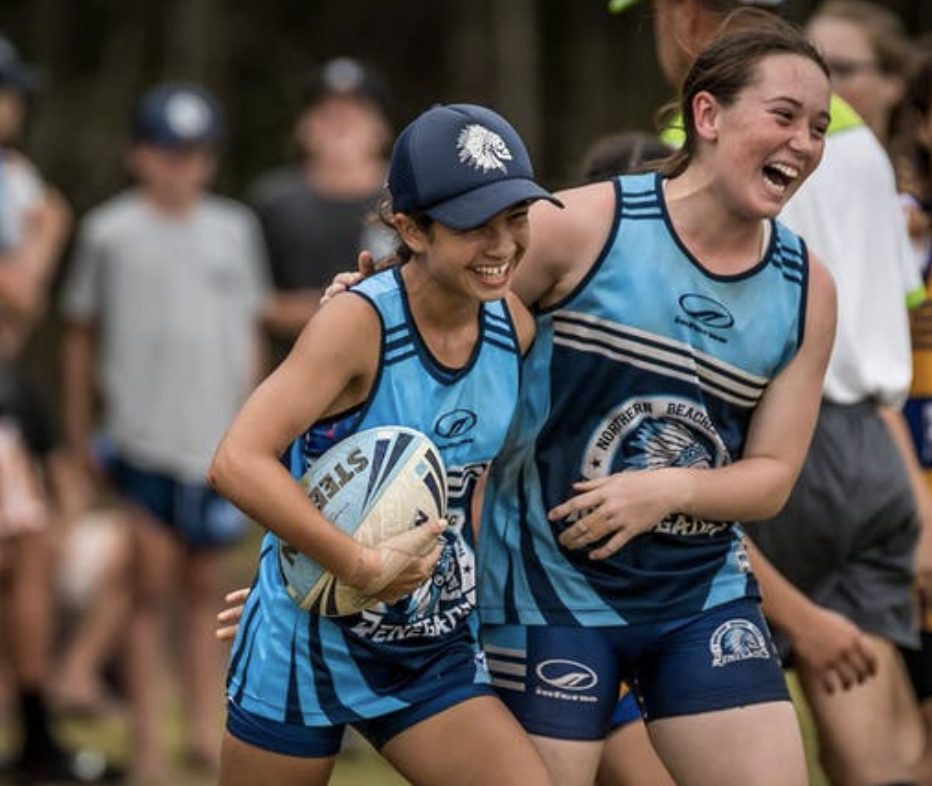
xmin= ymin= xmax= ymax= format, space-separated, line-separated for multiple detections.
xmin=480 ymin=172 xmax=808 ymax=627
xmin=553 ymin=310 xmax=769 ymax=409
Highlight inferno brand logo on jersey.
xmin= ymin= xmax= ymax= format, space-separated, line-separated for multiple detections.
xmin=434 ymin=409 xmax=478 ymax=442
xmin=581 ymin=395 xmax=732 ymax=536
xmin=710 ymin=619 xmax=772 ymax=667
xmin=676 ymin=292 xmax=734 ymax=344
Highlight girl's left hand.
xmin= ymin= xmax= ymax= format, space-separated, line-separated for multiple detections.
xmin=548 ymin=470 xmax=677 ymax=560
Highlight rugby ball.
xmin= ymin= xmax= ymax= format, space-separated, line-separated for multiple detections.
xmin=278 ymin=426 xmax=447 ymax=617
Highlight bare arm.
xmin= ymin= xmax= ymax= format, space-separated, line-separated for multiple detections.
xmin=510 ymin=181 xmax=616 ymax=308
xmin=552 ymin=255 xmax=838 ymax=559
xmin=261 ymin=288 xmax=323 ymax=339
xmin=0 ymin=190 xmax=70 ymax=321
xmin=319 ymin=183 xmax=617 ymax=313
xmin=208 ymin=294 xmax=441 ymax=595
xmin=747 ymin=537 xmax=876 ymax=693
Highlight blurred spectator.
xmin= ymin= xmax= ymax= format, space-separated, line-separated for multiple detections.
xmin=0 ymin=33 xmax=123 ymax=785
xmin=59 ymin=82 xmax=269 ymax=784
xmin=250 ymin=56 xmax=392 ymax=364
xmin=892 ymin=50 xmax=932 ymax=786
xmin=758 ymin=4 xmax=928 ymax=784
xmin=806 ymin=0 xmax=913 ymax=148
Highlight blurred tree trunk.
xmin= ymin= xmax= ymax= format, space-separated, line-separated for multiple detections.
xmin=445 ymin=0 xmax=493 ymax=102
xmin=555 ymin=0 xmax=613 ymax=182
xmin=443 ymin=0 xmax=542 ymax=173
xmin=492 ymin=0 xmax=542 ymax=161
xmin=165 ymin=0 xmax=222 ymax=83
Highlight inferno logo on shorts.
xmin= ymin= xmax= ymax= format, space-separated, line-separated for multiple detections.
xmin=535 ymin=659 xmax=599 ymax=691
xmin=709 ymin=619 xmax=771 ymax=667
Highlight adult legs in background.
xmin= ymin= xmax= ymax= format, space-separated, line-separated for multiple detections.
xmin=799 ymin=636 xmax=923 ymax=785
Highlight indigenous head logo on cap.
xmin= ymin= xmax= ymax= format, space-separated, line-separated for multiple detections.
xmin=388 ymin=103 xmax=562 ymax=230
xmin=457 ymin=124 xmax=513 ymax=174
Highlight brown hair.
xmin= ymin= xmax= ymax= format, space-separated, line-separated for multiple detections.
xmin=374 ymin=191 xmax=433 ymax=267
xmin=659 ymin=11 xmax=829 ymax=178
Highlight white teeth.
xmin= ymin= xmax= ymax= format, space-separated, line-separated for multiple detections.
xmin=473 ymin=262 xmax=509 ymax=277
xmin=769 ymin=162 xmax=799 ymax=179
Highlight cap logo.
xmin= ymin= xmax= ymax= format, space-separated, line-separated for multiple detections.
xmin=457 ymin=124 xmax=512 ymax=174
xmin=165 ymin=92 xmax=211 ymax=138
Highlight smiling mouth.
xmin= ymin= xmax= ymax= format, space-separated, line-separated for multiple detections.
xmin=762 ymin=162 xmax=800 ymax=195
xmin=471 ymin=261 xmax=511 ymax=282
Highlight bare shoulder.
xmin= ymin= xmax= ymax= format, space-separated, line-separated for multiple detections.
xmin=290 ymin=291 xmax=382 ymax=373
xmin=515 ymin=180 xmax=617 ymax=307
xmin=533 ymin=180 xmax=616 ymax=257
xmin=504 ymin=290 xmax=536 ymax=354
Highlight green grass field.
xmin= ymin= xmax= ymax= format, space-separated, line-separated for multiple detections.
xmin=0 ymin=677 xmax=829 ymax=786
xmin=0 ymin=524 xmax=832 ymax=785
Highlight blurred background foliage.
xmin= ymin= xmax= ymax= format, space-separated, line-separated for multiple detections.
xmin=1 ymin=0 xmax=931 ymax=214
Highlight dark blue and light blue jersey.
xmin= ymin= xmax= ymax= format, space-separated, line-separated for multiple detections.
xmin=479 ymin=172 xmax=809 ymax=627
xmin=228 ymin=266 xmax=522 ymax=725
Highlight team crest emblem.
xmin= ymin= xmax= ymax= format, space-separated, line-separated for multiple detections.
xmin=709 ymin=619 xmax=772 ymax=667
xmin=457 ymin=124 xmax=512 ymax=174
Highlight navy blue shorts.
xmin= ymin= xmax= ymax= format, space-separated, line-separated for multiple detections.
xmin=226 ymin=682 xmax=497 ymax=757
xmin=483 ymin=598 xmax=789 ymax=740
xmin=108 ymin=452 xmax=246 ymax=550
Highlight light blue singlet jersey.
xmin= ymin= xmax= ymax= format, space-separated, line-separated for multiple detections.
xmin=479 ymin=172 xmax=809 ymax=627
xmin=227 ymin=266 xmax=522 ymax=725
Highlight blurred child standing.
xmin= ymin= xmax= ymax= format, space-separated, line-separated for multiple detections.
xmin=60 ymin=82 xmax=269 ymax=784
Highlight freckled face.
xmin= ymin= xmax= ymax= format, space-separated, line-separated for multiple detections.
xmin=702 ymin=54 xmax=831 ymax=219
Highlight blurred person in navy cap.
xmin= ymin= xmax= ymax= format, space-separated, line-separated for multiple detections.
xmin=60 ymin=81 xmax=269 ymax=784
xmin=250 ymin=56 xmax=393 ymax=366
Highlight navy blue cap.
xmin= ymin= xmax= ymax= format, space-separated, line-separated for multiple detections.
xmin=132 ymin=83 xmax=223 ymax=149
xmin=0 ymin=36 xmax=41 ymax=93
xmin=387 ymin=103 xmax=561 ymax=231
xmin=304 ymin=57 xmax=391 ymax=118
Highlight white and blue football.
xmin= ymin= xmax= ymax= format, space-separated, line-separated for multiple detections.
xmin=278 ymin=426 xmax=447 ymax=617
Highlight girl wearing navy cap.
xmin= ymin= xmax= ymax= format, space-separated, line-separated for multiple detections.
xmin=209 ymin=104 xmax=559 ymax=786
